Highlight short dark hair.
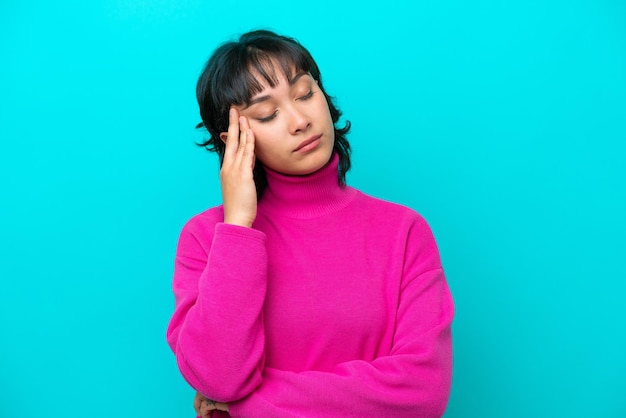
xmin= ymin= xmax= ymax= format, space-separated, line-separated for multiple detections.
xmin=195 ymin=29 xmax=351 ymax=198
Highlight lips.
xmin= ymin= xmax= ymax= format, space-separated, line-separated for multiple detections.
xmin=294 ymin=134 xmax=322 ymax=152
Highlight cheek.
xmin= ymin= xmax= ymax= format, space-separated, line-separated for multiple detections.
xmin=318 ymin=98 xmax=333 ymax=122
xmin=248 ymin=127 xmax=275 ymax=160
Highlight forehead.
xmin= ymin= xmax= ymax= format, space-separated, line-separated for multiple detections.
xmin=239 ymin=70 xmax=310 ymax=110
xmin=240 ymin=55 xmax=308 ymax=98
xmin=249 ymin=68 xmax=309 ymax=93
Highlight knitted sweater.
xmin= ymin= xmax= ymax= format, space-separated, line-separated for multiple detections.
xmin=166 ymin=154 xmax=454 ymax=417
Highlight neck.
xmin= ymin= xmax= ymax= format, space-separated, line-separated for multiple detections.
xmin=258 ymin=153 xmax=357 ymax=219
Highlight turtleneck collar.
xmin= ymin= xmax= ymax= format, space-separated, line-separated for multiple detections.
xmin=258 ymin=153 xmax=358 ymax=219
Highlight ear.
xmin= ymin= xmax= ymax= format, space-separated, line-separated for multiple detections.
xmin=219 ymin=132 xmax=228 ymax=144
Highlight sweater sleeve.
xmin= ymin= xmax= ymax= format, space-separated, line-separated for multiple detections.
xmin=228 ymin=216 xmax=454 ymax=418
xmin=166 ymin=220 xmax=268 ymax=402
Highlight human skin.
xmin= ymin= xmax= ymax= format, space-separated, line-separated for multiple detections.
xmin=217 ymin=109 xmax=258 ymax=228
xmin=194 ymin=391 xmax=228 ymax=415
xmin=218 ymin=67 xmax=336 ymax=229
xmin=193 ymin=65 xmax=337 ymax=412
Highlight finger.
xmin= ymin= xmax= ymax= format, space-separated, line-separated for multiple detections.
xmin=224 ymin=107 xmax=240 ymax=160
xmin=239 ymin=116 xmax=249 ymax=149
xmin=193 ymin=392 xmax=203 ymax=415
xmin=239 ymin=115 xmax=251 ymax=134
xmin=200 ymin=399 xmax=217 ymax=416
xmin=238 ymin=116 xmax=255 ymax=161
xmin=234 ymin=116 xmax=249 ymax=164
xmin=244 ymin=128 xmax=256 ymax=168
xmin=215 ymin=402 xmax=229 ymax=412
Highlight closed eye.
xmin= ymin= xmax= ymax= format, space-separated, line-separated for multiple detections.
xmin=298 ymin=90 xmax=314 ymax=101
xmin=257 ymin=111 xmax=278 ymax=123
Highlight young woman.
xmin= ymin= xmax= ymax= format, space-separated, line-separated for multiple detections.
xmin=166 ymin=30 xmax=454 ymax=418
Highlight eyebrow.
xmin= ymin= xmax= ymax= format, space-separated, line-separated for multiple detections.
xmin=245 ymin=71 xmax=309 ymax=108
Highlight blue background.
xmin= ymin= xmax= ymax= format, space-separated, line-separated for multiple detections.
xmin=1 ymin=0 xmax=625 ymax=417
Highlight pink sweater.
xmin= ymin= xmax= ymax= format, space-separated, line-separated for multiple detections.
xmin=166 ymin=154 xmax=454 ymax=417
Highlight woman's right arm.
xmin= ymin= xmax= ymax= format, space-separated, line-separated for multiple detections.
xmin=220 ymin=108 xmax=257 ymax=228
xmin=166 ymin=218 xmax=267 ymax=402
xmin=166 ymin=109 xmax=266 ymax=402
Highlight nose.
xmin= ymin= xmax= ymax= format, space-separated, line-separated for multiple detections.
xmin=287 ymin=105 xmax=311 ymax=134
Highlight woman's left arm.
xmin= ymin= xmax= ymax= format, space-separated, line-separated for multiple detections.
xmin=228 ymin=218 xmax=454 ymax=418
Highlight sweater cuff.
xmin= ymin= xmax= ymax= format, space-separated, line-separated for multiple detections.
xmin=196 ymin=222 xmax=268 ymax=297
xmin=214 ymin=222 xmax=267 ymax=243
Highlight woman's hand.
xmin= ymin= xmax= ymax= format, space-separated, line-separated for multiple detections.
xmin=194 ymin=391 xmax=229 ymax=417
xmin=220 ymin=107 xmax=258 ymax=228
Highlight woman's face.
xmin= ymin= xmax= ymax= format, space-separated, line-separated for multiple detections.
xmin=229 ymin=65 xmax=335 ymax=176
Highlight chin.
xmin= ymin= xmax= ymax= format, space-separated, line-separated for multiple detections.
xmin=264 ymin=146 xmax=334 ymax=176
xmin=304 ymin=149 xmax=333 ymax=173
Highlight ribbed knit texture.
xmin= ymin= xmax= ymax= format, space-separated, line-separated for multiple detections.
xmin=167 ymin=154 xmax=454 ymax=417
xmin=259 ymin=154 xmax=358 ymax=219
